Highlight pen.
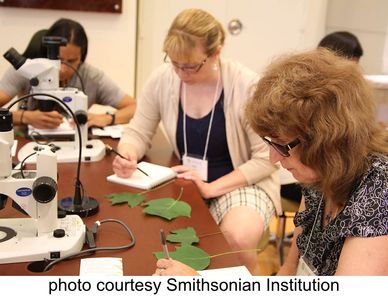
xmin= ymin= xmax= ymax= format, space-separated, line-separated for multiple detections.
xmin=105 ymin=144 xmax=150 ymax=177
xmin=160 ymin=229 xmax=170 ymax=259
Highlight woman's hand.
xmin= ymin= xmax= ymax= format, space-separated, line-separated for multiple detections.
xmin=24 ymin=110 xmax=63 ymax=129
xmin=153 ymin=258 xmax=199 ymax=276
xmin=112 ymin=146 xmax=138 ymax=178
xmin=87 ymin=113 xmax=113 ymax=128
xmin=172 ymin=165 xmax=214 ymax=199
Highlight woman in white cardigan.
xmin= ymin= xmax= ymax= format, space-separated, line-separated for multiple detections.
xmin=113 ymin=8 xmax=280 ymax=273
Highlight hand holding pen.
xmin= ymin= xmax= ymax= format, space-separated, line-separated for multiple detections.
xmin=160 ymin=229 xmax=170 ymax=259
xmin=109 ymin=144 xmax=149 ymax=178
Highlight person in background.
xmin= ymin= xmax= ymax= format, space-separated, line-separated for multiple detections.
xmin=319 ymin=32 xmax=388 ymax=129
xmin=0 ymin=18 xmax=136 ymax=129
xmin=317 ymin=31 xmax=363 ymax=62
xmin=113 ymin=8 xmax=280 ymax=274
xmin=154 ymin=48 xmax=388 ymax=276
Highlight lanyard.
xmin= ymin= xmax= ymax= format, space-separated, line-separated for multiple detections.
xmin=302 ymin=196 xmax=323 ymax=257
xmin=182 ymin=74 xmax=221 ymax=160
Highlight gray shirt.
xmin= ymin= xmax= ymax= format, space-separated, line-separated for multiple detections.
xmin=0 ymin=62 xmax=125 ymax=108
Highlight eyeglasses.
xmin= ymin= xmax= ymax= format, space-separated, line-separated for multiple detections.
xmin=164 ymin=54 xmax=207 ymax=74
xmin=262 ymin=137 xmax=300 ymax=157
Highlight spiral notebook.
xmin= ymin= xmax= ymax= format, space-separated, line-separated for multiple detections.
xmin=106 ymin=161 xmax=176 ymax=190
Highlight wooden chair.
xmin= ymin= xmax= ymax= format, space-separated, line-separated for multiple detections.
xmin=276 ymin=196 xmax=300 ymax=265
xmin=276 ymin=167 xmax=302 ymax=265
xmin=257 ymin=227 xmax=270 ymax=253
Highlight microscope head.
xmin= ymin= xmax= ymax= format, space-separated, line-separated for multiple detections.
xmin=3 ymin=36 xmax=67 ymax=92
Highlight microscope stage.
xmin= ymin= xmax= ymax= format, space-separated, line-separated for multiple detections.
xmin=0 ymin=215 xmax=85 ymax=264
xmin=17 ymin=139 xmax=106 ymax=163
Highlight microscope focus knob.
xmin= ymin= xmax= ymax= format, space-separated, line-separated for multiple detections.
xmin=74 ymin=110 xmax=88 ymax=125
xmin=53 ymin=229 xmax=66 ymax=238
xmin=30 ymin=77 xmax=39 ymax=87
xmin=32 ymin=176 xmax=57 ymax=203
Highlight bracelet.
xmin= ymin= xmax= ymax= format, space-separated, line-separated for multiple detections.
xmin=106 ymin=112 xmax=116 ymax=126
xmin=20 ymin=110 xmax=26 ymax=125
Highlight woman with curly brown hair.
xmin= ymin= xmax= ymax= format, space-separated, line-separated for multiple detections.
xmin=246 ymin=48 xmax=388 ymax=275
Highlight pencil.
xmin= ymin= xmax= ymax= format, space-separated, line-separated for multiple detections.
xmin=160 ymin=229 xmax=170 ymax=259
xmin=105 ymin=144 xmax=150 ymax=177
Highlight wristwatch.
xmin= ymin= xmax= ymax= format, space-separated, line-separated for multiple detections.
xmin=106 ymin=112 xmax=116 ymax=126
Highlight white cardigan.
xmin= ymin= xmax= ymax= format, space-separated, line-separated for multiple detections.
xmin=120 ymin=59 xmax=281 ymax=213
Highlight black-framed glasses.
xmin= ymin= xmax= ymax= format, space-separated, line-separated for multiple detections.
xmin=164 ymin=54 xmax=208 ymax=74
xmin=262 ymin=137 xmax=300 ymax=157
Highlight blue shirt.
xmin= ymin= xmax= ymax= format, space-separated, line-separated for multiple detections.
xmin=176 ymin=91 xmax=234 ymax=182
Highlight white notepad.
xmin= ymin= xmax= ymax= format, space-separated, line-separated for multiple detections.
xmin=80 ymin=257 xmax=123 ymax=276
xmin=28 ymin=118 xmax=74 ymax=137
xmin=107 ymin=161 xmax=176 ymax=190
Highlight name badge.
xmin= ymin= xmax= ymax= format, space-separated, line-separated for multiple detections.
xmin=296 ymin=256 xmax=318 ymax=276
xmin=182 ymin=154 xmax=208 ymax=182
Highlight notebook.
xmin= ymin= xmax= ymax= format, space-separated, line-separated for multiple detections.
xmin=28 ymin=118 xmax=74 ymax=138
xmin=106 ymin=161 xmax=176 ymax=190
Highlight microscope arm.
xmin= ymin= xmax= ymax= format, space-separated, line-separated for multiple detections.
xmin=0 ymin=146 xmax=58 ymax=235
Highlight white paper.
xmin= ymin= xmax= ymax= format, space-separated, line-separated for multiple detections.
xmin=11 ymin=139 xmax=18 ymax=157
xmin=107 ymin=161 xmax=176 ymax=190
xmin=91 ymin=124 xmax=124 ymax=139
xmin=28 ymin=118 xmax=74 ymax=137
xmin=198 ymin=265 xmax=252 ymax=276
xmin=79 ymin=257 xmax=123 ymax=276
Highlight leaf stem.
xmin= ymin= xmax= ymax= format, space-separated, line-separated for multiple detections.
xmin=166 ymin=187 xmax=184 ymax=209
xmin=197 ymin=230 xmax=224 ymax=238
xmin=138 ymin=179 xmax=175 ymax=195
xmin=183 ymin=248 xmax=264 ymax=261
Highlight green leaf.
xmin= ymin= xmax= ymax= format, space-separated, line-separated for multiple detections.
xmin=106 ymin=192 xmax=144 ymax=207
xmin=167 ymin=227 xmax=199 ymax=245
xmin=154 ymin=245 xmax=210 ymax=271
xmin=143 ymin=198 xmax=191 ymax=220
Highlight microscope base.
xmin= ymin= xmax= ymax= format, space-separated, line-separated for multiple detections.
xmin=59 ymin=196 xmax=99 ymax=218
xmin=17 ymin=139 xmax=106 ymax=163
xmin=0 ymin=215 xmax=85 ymax=264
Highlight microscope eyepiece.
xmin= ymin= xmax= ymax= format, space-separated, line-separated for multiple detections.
xmin=3 ymin=48 xmax=26 ymax=70
xmin=42 ymin=36 xmax=67 ymax=60
xmin=0 ymin=108 xmax=13 ymax=132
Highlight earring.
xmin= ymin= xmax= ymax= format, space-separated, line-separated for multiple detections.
xmin=212 ymin=63 xmax=218 ymax=71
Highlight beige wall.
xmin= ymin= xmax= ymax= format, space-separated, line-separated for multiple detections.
xmin=326 ymin=0 xmax=388 ymax=74
xmin=1 ymin=0 xmax=387 ymax=100
xmin=0 ymin=0 xmax=137 ymax=96
xmin=136 ymin=0 xmax=328 ymax=95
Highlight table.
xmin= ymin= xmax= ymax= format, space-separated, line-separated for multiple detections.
xmin=0 ymin=133 xmax=241 ymax=275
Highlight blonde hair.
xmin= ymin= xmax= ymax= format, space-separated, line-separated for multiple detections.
xmin=163 ymin=8 xmax=225 ymax=61
xmin=246 ymin=48 xmax=388 ymax=205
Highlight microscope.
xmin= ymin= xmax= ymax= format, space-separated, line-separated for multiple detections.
xmin=3 ymin=37 xmax=105 ymax=163
xmin=0 ymin=108 xmax=85 ymax=264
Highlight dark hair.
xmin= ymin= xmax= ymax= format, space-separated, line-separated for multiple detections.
xmin=318 ymin=31 xmax=363 ymax=60
xmin=22 ymin=29 xmax=48 ymax=59
xmin=46 ymin=18 xmax=88 ymax=62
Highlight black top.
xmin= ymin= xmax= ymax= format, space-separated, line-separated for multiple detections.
xmin=294 ymin=153 xmax=388 ymax=275
xmin=176 ymin=90 xmax=234 ymax=182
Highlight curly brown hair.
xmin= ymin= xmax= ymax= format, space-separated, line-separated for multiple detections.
xmin=246 ymin=48 xmax=388 ymax=205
